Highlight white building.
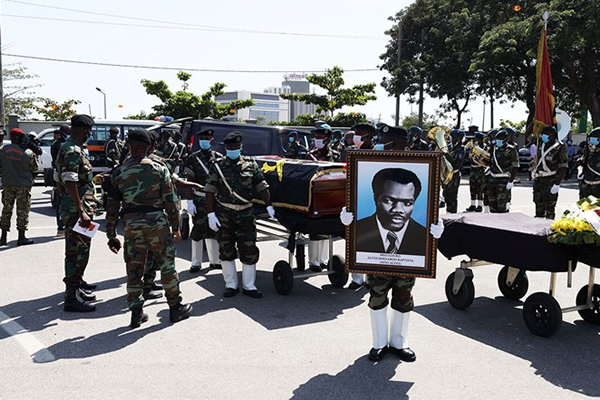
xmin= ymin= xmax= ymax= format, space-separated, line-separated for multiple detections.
xmin=215 ymin=91 xmax=289 ymax=123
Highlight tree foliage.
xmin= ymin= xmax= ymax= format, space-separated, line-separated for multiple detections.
xmin=269 ymin=112 xmax=368 ymax=127
xmin=2 ymin=63 xmax=41 ymax=122
xmin=280 ymin=66 xmax=377 ymax=117
xmin=400 ymin=112 xmax=440 ymax=130
xmin=32 ymin=98 xmax=81 ymax=121
xmin=141 ymin=72 xmax=254 ymax=120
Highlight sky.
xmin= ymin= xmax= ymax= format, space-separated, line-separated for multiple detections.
xmin=1 ymin=0 xmax=529 ymax=129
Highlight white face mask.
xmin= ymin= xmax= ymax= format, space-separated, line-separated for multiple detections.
xmin=353 ymin=135 xmax=363 ymax=146
xmin=314 ymin=139 xmax=325 ymax=149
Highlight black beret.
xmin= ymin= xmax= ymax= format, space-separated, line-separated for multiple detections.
xmin=380 ymin=125 xmax=408 ymax=137
xmin=542 ymin=126 xmax=557 ymax=134
xmin=409 ymin=126 xmax=423 ymax=135
xmin=198 ymin=129 xmax=215 ymax=137
xmin=149 ymin=131 xmax=160 ymax=144
xmin=71 ymin=114 xmax=95 ymax=127
xmin=127 ymin=129 xmax=151 ymax=145
xmin=496 ymin=129 xmax=508 ymax=138
xmin=352 ymin=122 xmax=376 ymax=134
xmin=59 ymin=124 xmax=71 ymax=136
xmin=589 ymin=126 xmax=600 ymax=136
xmin=288 ymin=131 xmax=298 ymax=137
xmin=109 ymin=127 xmax=119 ymax=134
xmin=224 ymin=131 xmax=242 ymax=144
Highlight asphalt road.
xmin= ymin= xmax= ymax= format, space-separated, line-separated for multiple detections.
xmin=0 ymin=175 xmax=598 ymax=400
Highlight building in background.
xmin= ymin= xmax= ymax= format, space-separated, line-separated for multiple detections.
xmin=280 ymin=73 xmax=316 ymax=121
xmin=215 ymin=91 xmax=289 ymax=123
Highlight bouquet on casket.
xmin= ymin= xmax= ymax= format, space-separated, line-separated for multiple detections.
xmin=547 ymin=196 xmax=600 ymax=246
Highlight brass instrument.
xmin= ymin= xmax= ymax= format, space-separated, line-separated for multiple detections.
xmin=469 ymin=142 xmax=490 ymax=168
xmin=427 ymin=126 xmax=453 ymax=184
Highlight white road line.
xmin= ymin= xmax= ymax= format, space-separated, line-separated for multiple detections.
xmin=0 ymin=311 xmax=55 ymax=363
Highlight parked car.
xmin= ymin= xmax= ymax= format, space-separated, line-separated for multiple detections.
xmin=518 ymin=145 xmax=533 ymax=171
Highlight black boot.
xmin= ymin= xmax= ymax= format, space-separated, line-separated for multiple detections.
xmin=169 ymin=302 xmax=192 ymax=323
xmin=78 ymin=288 xmax=96 ymax=302
xmin=64 ymin=284 xmax=96 ymax=312
xmin=130 ymin=306 xmax=148 ymax=328
xmin=143 ymin=287 xmax=163 ymax=300
xmin=80 ymin=280 xmax=97 ymax=290
xmin=0 ymin=230 xmax=7 ymax=246
xmin=17 ymin=230 xmax=34 ymax=246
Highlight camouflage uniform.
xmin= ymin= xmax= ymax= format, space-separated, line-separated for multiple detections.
xmin=105 ymin=138 xmax=124 ymax=169
xmin=156 ymin=138 xmax=187 ymax=172
xmin=579 ymin=145 xmax=600 ymax=199
xmin=468 ymin=143 xmax=488 ymax=205
xmin=105 ymin=156 xmax=182 ymax=310
xmin=308 ymin=145 xmax=340 ymax=162
xmin=407 ymin=139 xmax=430 ymax=151
xmin=56 ymin=138 xmax=97 ymax=284
xmin=487 ymin=143 xmax=518 ymax=213
xmin=0 ymin=144 xmax=38 ymax=232
xmin=532 ymin=140 xmax=568 ymax=219
xmin=285 ymin=140 xmax=308 ymax=159
xmin=442 ymin=143 xmax=465 ymax=213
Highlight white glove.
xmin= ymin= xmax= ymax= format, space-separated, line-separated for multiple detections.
xmin=429 ymin=220 xmax=444 ymax=239
xmin=340 ymin=206 xmax=354 ymax=226
xmin=550 ymin=184 xmax=560 ymax=195
xmin=208 ymin=212 xmax=221 ymax=232
xmin=506 ymin=181 xmax=514 ymax=190
xmin=577 ymin=166 xmax=584 ymax=180
xmin=266 ymin=205 xmax=276 ymax=219
xmin=187 ymin=200 xmax=196 ymax=216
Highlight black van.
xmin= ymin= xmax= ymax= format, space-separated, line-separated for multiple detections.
xmin=183 ymin=120 xmax=312 ymax=157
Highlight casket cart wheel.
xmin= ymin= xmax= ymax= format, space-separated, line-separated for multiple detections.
xmin=575 ymin=284 xmax=600 ymax=325
xmin=497 ymin=266 xmax=529 ymax=300
xmin=273 ymin=260 xmax=294 ymax=295
xmin=445 ymin=272 xmax=475 ymax=310
xmin=523 ymin=292 xmax=562 ymax=337
xmin=327 ymin=255 xmax=348 ymax=288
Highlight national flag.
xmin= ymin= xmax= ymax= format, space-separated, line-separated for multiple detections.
xmin=532 ymin=26 xmax=556 ymax=137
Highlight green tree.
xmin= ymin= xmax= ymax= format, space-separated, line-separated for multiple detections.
xmin=141 ymin=72 xmax=254 ymax=120
xmin=400 ymin=111 xmax=440 ymax=129
xmin=280 ymin=66 xmax=377 ymax=117
xmin=33 ymin=98 xmax=81 ymax=121
xmin=2 ymin=64 xmax=41 ymax=123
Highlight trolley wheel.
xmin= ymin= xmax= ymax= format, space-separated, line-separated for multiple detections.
xmin=523 ymin=292 xmax=562 ymax=337
xmin=575 ymin=284 xmax=600 ymax=325
xmin=327 ymin=255 xmax=348 ymax=288
xmin=497 ymin=266 xmax=529 ymax=300
xmin=273 ymin=260 xmax=294 ymax=295
xmin=445 ymin=272 xmax=475 ymax=310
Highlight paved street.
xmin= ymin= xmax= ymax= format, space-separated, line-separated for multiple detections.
xmin=0 ymin=175 xmax=598 ymax=400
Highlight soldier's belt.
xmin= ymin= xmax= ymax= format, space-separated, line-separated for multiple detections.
xmin=217 ymin=201 xmax=253 ymax=211
xmin=121 ymin=206 xmax=162 ymax=216
xmin=535 ymin=170 xmax=557 ymax=178
xmin=584 ymin=179 xmax=600 ymax=185
xmin=193 ymin=190 xmax=206 ymax=197
xmin=490 ymin=172 xmax=510 ymax=178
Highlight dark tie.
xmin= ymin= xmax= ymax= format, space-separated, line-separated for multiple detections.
xmin=386 ymin=231 xmax=398 ymax=253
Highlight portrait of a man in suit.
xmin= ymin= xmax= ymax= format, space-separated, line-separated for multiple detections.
xmin=356 ymin=168 xmax=427 ymax=256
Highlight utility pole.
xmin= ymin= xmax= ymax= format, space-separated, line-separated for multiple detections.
xmin=394 ymin=18 xmax=402 ymax=126
xmin=417 ymin=29 xmax=425 ymax=127
xmin=0 ymin=3 xmax=5 ymax=130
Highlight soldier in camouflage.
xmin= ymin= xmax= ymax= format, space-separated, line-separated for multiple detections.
xmin=205 ymin=131 xmax=275 ymax=299
xmin=486 ymin=130 xmax=518 ymax=213
xmin=184 ymin=128 xmax=223 ymax=272
xmin=285 ymin=131 xmax=308 ymax=159
xmin=156 ymin=129 xmax=187 ymax=173
xmin=406 ymin=126 xmax=430 ymax=151
xmin=105 ymin=129 xmax=192 ymax=328
xmin=56 ymin=115 xmax=99 ymax=312
xmin=0 ymin=128 xmax=38 ymax=246
xmin=104 ymin=127 xmax=124 ymax=169
xmin=442 ymin=129 xmax=466 ymax=214
xmin=579 ymin=127 xmax=600 ymax=199
xmin=532 ymin=126 xmax=567 ymax=219
xmin=465 ymin=132 xmax=488 ymax=212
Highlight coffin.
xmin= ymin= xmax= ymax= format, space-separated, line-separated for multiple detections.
xmin=251 ymin=156 xmax=346 ymax=217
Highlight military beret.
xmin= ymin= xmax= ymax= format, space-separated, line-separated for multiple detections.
xmin=149 ymin=131 xmax=160 ymax=144
xmin=224 ymin=131 xmax=243 ymax=144
xmin=352 ymin=122 xmax=376 ymax=135
xmin=314 ymin=120 xmax=327 ymax=128
xmin=503 ymin=127 xmax=516 ymax=136
xmin=589 ymin=126 xmax=600 ymax=136
xmin=109 ymin=127 xmax=119 ymax=134
xmin=409 ymin=126 xmax=423 ymax=135
xmin=488 ymin=129 xmax=499 ymax=136
xmin=332 ymin=129 xmax=343 ymax=137
xmin=380 ymin=125 xmax=408 ymax=137
xmin=10 ymin=128 xmax=25 ymax=136
xmin=311 ymin=127 xmax=332 ymax=136
xmin=450 ymin=129 xmax=465 ymax=136
xmin=198 ymin=128 xmax=215 ymax=137
xmin=71 ymin=114 xmax=95 ymax=127
xmin=496 ymin=129 xmax=508 ymax=138
xmin=475 ymin=132 xmax=484 ymax=138
xmin=542 ymin=126 xmax=557 ymax=134
xmin=288 ymin=131 xmax=298 ymax=137
xmin=127 ymin=129 xmax=151 ymax=144
xmin=59 ymin=124 xmax=71 ymax=136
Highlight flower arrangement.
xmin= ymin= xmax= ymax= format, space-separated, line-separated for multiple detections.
xmin=547 ymin=196 xmax=600 ymax=246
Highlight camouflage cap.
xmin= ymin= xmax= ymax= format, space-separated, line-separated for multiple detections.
xmin=224 ymin=131 xmax=242 ymax=144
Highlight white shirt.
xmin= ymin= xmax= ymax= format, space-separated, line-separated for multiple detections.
xmin=376 ymin=216 xmax=409 ymax=252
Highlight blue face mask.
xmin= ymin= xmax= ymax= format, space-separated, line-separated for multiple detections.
xmin=199 ymin=140 xmax=211 ymax=150
xmin=590 ymin=137 xmax=600 ymax=146
xmin=541 ymin=134 xmax=550 ymax=143
xmin=289 ymin=137 xmax=295 ymax=143
xmin=226 ymin=149 xmax=241 ymax=160
xmin=374 ymin=144 xmax=385 ymax=151
xmin=496 ymin=139 xmax=504 ymax=147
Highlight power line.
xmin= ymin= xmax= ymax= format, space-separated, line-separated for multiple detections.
xmin=2 ymin=53 xmax=380 ymax=74
xmin=3 ymin=1 xmax=385 ymax=40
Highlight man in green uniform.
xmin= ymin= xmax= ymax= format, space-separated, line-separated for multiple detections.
xmin=56 ymin=115 xmax=98 ymax=312
xmin=486 ymin=130 xmax=518 ymax=213
xmin=185 ymin=128 xmax=223 ymax=272
xmin=442 ymin=129 xmax=466 ymax=214
xmin=465 ymin=132 xmax=488 ymax=212
xmin=205 ymin=131 xmax=274 ymax=299
xmin=406 ymin=126 xmax=429 ymax=151
xmin=104 ymin=127 xmax=123 ymax=169
xmin=285 ymin=131 xmax=308 ymax=159
xmin=105 ymin=129 xmax=192 ymax=328
xmin=0 ymin=128 xmax=38 ymax=246
xmin=532 ymin=126 xmax=567 ymax=219
xmin=579 ymin=127 xmax=600 ymax=199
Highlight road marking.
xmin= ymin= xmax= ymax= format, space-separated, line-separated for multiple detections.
xmin=0 ymin=311 xmax=55 ymax=363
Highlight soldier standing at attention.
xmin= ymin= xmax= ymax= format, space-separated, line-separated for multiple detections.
xmin=104 ymin=127 xmax=123 ymax=169
xmin=442 ymin=129 xmax=466 ymax=214
xmin=486 ymin=130 xmax=518 ymax=213
xmin=56 ymin=115 xmax=98 ymax=312
xmin=465 ymin=131 xmax=488 ymax=212
xmin=105 ymin=129 xmax=192 ymax=328
xmin=532 ymin=126 xmax=567 ymax=219
xmin=285 ymin=131 xmax=308 ymax=159
xmin=185 ymin=128 xmax=223 ymax=272
xmin=578 ymin=127 xmax=600 ymax=199
xmin=406 ymin=126 xmax=429 ymax=151
xmin=205 ymin=131 xmax=275 ymax=299
xmin=0 ymin=128 xmax=38 ymax=246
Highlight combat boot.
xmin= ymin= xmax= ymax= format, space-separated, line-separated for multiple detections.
xmin=143 ymin=287 xmax=163 ymax=300
xmin=0 ymin=230 xmax=7 ymax=246
xmin=169 ymin=302 xmax=192 ymax=323
xmin=64 ymin=284 xmax=96 ymax=312
xmin=17 ymin=230 xmax=34 ymax=246
xmin=78 ymin=287 xmax=96 ymax=302
xmin=130 ymin=306 xmax=148 ymax=328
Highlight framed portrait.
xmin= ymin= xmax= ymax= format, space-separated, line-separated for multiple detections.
xmin=345 ymin=151 xmax=441 ymax=278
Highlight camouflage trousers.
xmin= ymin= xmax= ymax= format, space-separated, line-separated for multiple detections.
xmin=190 ymin=198 xmax=216 ymax=241
xmin=579 ymin=182 xmax=600 ymax=200
xmin=367 ymin=274 xmax=415 ymax=312
xmin=469 ymin=167 xmax=486 ymax=201
xmin=123 ymin=215 xmax=181 ymax=310
xmin=533 ymin=176 xmax=558 ymax=219
xmin=442 ymin=172 xmax=461 ymax=213
xmin=61 ymin=212 xmax=92 ymax=285
xmin=216 ymin=206 xmax=259 ymax=264
xmin=487 ymin=177 xmax=511 ymax=213
xmin=0 ymin=185 xmax=32 ymax=231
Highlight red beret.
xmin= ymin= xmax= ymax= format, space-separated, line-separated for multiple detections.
xmin=10 ymin=128 xmax=25 ymax=136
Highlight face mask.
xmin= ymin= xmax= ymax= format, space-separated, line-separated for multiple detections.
xmin=374 ymin=144 xmax=385 ymax=151
xmin=496 ymin=139 xmax=504 ymax=147
xmin=589 ymin=137 xmax=599 ymax=146
xmin=314 ymin=139 xmax=324 ymax=149
xmin=567 ymin=141 xmax=572 ymax=145
xmin=353 ymin=135 xmax=363 ymax=146
xmin=412 ymin=135 xmax=418 ymax=142
xmin=199 ymin=140 xmax=211 ymax=150
xmin=226 ymin=149 xmax=241 ymax=160
xmin=541 ymin=134 xmax=550 ymax=143
xmin=288 ymin=137 xmax=295 ymax=143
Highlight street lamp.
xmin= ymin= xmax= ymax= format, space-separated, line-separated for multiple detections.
xmin=95 ymin=87 xmax=106 ymax=119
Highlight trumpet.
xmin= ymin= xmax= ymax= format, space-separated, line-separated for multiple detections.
xmin=427 ymin=126 xmax=453 ymax=185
